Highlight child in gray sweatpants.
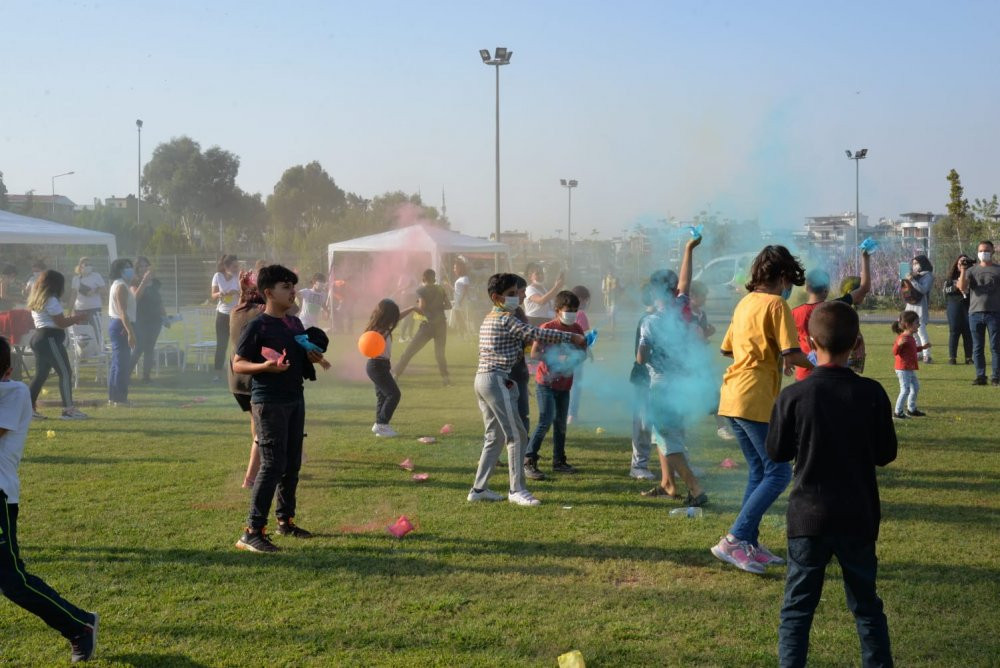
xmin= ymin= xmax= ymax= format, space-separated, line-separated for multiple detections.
xmin=468 ymin=273 xmax=586 ymax=507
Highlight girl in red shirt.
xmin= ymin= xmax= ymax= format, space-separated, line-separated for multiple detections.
xmin=891 ymin=311 xmax=931 ymax=419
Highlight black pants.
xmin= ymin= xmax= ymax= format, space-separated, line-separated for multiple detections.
xmin=214 ymin=312 xmax=230 ymax=371
xmin=247 ymin=399 xmax=305 ymax=530
xmin=946 ymin=297 xmax=973 ymax=361
xmin=1 ymin=495 xmax=93 ymax=639
xmin=366 ymin=358 xmax=401 ymax=424
xmin=131 ymin=323 xmax=162 ymax=380
xmin=28 ymin=328 xmax=73 ymax=409
xmin=779 ymin=535 xmax=892 ymax=668
xmin=394 ymin=320 xmax=449 ymax=380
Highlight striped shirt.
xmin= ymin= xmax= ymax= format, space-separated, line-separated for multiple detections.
xmin=477 ymin=310 xmax=575 ymax=374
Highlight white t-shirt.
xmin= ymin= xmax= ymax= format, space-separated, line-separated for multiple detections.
xmin=108 ymin=279 xmax=137 ymax=322
xmin=524 ymin=283 xmax=554 ymax=319
xmin=72 ymin=271 xmax=106 ymax=311
xmin=453 ymin=276 xmax=471 ymax=308
xmin=212 ymin=272 xmax=240 ymax=315
xmin=0 ymin=381 xmax=32 ymax=503
xmin=376 ymin=333 xmax=393 ymax=360
xmin=298 ymin=288 xmax=328 ymax=329
xmin=31 ymin=296 xmax=64 ymax=329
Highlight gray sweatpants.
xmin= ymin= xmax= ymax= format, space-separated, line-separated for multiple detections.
xmin=472 ymin=371 xmax=528 ymax=494
xmin=631 ymin=383 xmax=652 ymax=470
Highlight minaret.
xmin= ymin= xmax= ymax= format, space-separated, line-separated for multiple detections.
xmin=441 ymin=188 xmax=447 ymax=220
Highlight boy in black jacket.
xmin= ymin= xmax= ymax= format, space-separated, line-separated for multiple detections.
xmin=766 ymin=301 xmax=897 ymax=668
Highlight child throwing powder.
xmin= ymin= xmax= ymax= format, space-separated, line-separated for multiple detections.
xmin=363 ymin=299 xmax=415 ymax=438
xmin=891 ymin=311 xmax=930 ymax=420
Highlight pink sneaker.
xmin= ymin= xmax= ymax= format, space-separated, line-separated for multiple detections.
xmin=711 ymin=536 xmax=765 ymax=574
xmin=754 ymin=543 xmax=785 ymax=565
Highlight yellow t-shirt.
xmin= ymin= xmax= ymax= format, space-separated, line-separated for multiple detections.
xmin=717 ymin=292 xmax=800 ymax=423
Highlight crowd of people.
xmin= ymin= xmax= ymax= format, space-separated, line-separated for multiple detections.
xmin=1 ymin=239 xmax=999 ymax=664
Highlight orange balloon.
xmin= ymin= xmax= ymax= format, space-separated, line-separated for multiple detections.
xmin=358 ymin=331 xmax=386 ymax=358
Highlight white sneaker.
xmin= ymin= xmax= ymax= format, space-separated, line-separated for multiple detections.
xmin=630 ymin=467 xmax=657 ymax=480
xmin=60 ymin=408 xmax=89 ymax=420
xmin=374 ymin=424 xmax=398 ymax=438
xmin=467 ymin=488 xmax=505 ymax=502
xmin=507 ymin=490 xmax=541 ymax=507
xmin=716 ymin=427 xmax=736 ymax=441
xmin=371 ymin=423 xmax=379 ymax=434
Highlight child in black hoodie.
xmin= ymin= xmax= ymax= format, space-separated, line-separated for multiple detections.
xmin=766 ymin=301 xmax=897 ymax=668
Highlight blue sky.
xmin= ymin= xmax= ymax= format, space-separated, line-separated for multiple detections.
xmin=3 ymin=1 xmax=998 ymax=238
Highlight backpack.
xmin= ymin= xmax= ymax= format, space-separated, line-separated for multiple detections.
xmin=900 ymin=278 xmax=924 ymax=305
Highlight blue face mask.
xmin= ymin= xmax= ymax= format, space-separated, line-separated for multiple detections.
xmin=122 ymin=267 xmax=135 ymax=281
xmin=781 ymin=286 xmax=792 ymax=300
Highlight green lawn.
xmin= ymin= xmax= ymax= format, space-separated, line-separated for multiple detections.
xmin=3 ymin=319 xmax=998 ymax=667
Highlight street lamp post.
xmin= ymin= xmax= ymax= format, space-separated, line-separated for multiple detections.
xmin=136 ymin=119 xmax=143 ymax=227
xmin=479 ymin=47 xmax=513 ymax=271
xmin=845 ymin=148 xmax=868 ymax=267
xmin=560 ymin=179 xmax=578 ymax=279
xmin=50 ymin=171 xmax=75 ymax=218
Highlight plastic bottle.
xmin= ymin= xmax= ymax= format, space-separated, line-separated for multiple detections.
xmin=669 ymin=506 xmax=703 ymax=519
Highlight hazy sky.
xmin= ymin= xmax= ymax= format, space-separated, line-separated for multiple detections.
xmin=3 ymin=1 xmax=998 ymax=239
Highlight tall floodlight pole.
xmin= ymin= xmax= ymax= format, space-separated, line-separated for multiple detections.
xmin=560 ymin=179 xmax=578 ymax=278
xmin=50 ymin=171 xmax=75 ymax=217
xmin=480 ymin=47 xmax=513 ymax=271
xmin=136 ymin=119 xmax=143 ymax=227
xmin=845 ymin=148 xmax=868 ymax=266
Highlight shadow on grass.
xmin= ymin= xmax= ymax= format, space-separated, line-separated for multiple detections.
xmin=108 ymin=653 xmax=212 ymax=668
xmin=883 ymin=500 xmax=1000 ymax=524
xmin=879 ymin=468 xmax=1000 ymax=492
xmin=24 ymin=455 xmax=197 ymax=465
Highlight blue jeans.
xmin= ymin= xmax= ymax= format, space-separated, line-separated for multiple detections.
xmin=108 ymin=318 xmax=132 ymax=403
xmin=778 ymin=535 xmax=892 ymax=668
xmin=524 ymin=384 xmax=570 ymax=464
xmin=894 ymin=370 xmax=919 ymax=414
xmin=968 ymin=310 xmax=1000 ymax=378
xmin=727 ymin=417 xmax=791 ymax=545
xmin=945 ymin=297 xmax=972 ymax=361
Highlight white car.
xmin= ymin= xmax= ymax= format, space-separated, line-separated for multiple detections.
xmin=693 ymin=252 xmax=756 ymax=317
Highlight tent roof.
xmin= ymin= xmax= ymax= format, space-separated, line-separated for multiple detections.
xmin=0 ymin=209 xmax=118 ymax=259
xmin=327 ymin=223 xmax=507 ymax=255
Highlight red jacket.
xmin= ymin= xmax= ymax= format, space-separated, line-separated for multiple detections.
xmin=893 ymin=333 xmax=920 ymax=371
xmin=534 ymin=319 xmax=585 ymax=391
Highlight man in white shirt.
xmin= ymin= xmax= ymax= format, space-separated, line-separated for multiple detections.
xmin=449 ymin=261 xmax=474 ymax=339
xmin=523 ymin=264 xmax=564 ymax=327
xmin=0 ymin=337 xmax=99 ymax=662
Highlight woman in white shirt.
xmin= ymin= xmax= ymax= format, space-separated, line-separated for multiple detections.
xmin=210 ymin=255 xmax=240 ymax=379
xmin=70 ymin=257 xmax=107 ymax=351
xmin=523 ymin=263 xmax=564 ymax=327
xmin=27 ymin=271 xmax=89 ymax=419
xmin=107 ymin=259 xmax=137 ymax=406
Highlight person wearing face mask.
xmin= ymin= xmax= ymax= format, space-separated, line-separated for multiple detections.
xmin=943 ymin=254 xmax=974 ymax=365
xmin=957 ymin=240 xmax=1000 ymax=385
xmin=70 ymin=257 xmax=107 ymax=352
xmin=522 ymin=290 xmax=587 ymax=480
xmin=129 ymin=257 xmax=165 ymax=383
xmin=107 ymin=259 xmax=137 ymax=406
xmin=903 ymin=255 xmax=934 ymax=363
xmin=712 ymin=245 xmax=813 ymax=575
xmin=296 ymin=273 xmax=330 ymax=330
xmin=468 ymin=273 xmax=586 ymax=507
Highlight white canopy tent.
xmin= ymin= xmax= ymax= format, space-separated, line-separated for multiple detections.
xmin=0 ymin=209 xmax=118 ymax=260
xmin=326 ymin=223 xmax=507 ymax=274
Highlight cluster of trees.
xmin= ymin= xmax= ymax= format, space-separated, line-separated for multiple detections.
xmin=934 ymin=169 xmax=999 ymax=249
xmin=0 ymin=137 xmax=447 ymax=262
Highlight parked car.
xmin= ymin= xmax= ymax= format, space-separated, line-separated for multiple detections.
xmin=693 ymin=252 xmax=755 ymax=318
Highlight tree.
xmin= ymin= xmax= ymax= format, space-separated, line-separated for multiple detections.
xmin=267 ymin=161 xmax=347 ymax=235
xmin=142 ymin=136 xmax=245 ymax=246
xmin=936 ymin=169 xmax=983 ymax=251
xmin=145 ymin=224 xmax=193 ymax=256
xmin=0 ymin=171 xmax=8 ymax=211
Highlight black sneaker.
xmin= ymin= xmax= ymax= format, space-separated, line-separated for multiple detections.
xmin=993 ymin=377 xmax=1000 ymax=386
xmin=972 ymin=376 xmax=988 ymax=386
xmin=275 ymin=519 xmax=313 ymax=538
xmin=892 ymin=412 xmax=908 ymax=420
xmin=906 ymin=409 xmax=926 ymax=417
xmin=965 ymin=358 xmax=974 ymax=365
xmin=552 ymin=460 xmax=577 ymax=474
xmin=235 ymin=527 xmax=280 ymax=553
xmin=948 ymin=358 xmax=957 ymax=365
xmin=523 ymin=460 xmax=546 ymax=480
xmin=69 ymin=612 xmax=99 ymax=663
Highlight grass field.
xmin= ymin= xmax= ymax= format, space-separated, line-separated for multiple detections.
xmin=3 ymin=318 xmax=998 ymax=667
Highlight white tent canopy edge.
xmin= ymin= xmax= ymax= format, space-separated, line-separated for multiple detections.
xmin=0 ymin=209 xmax=118 ymax=260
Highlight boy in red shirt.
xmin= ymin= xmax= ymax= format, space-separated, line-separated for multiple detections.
xmin=791 ymin=250 xmax=871 ymax=380
xmin=891 ymin=311 xmax=930 ymax=419
xmin=523 ymin=291 xmax=586 ymax=479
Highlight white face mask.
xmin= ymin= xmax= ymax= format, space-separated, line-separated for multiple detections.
xmin=559 ymin=311 xmax=578 ymax=325
xmin=979 ymin=251 xmax=993 ymax=263
xmin=503 ymin=295 xmax=520 ymax=311
xmin=82 ymin=265 xmax=92 ymax=275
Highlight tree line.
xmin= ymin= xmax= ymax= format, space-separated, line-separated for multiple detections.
xmin=0 ymin=136 xmax=447 ymax=260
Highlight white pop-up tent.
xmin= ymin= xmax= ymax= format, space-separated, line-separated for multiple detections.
xmin=0 ymin=209 xmax=118 ymax=260
xmin=326 ymin=223 xmax=507 ymax=273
